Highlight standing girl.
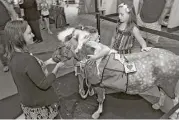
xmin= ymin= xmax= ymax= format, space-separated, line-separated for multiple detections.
xmin=40 ymin=0 xmax=53 ymax=34
xmin=19 ymin=0 xmax=43 ymax=43
xmin=110 ymin=3 xmax=151 ymax=54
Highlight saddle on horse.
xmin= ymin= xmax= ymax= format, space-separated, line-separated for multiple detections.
xmin=76 ymin=53 xmax=137 ymax=92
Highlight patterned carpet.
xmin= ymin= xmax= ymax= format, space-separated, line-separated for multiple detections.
xmin=0 ymin=72 xmax=164 ymax=119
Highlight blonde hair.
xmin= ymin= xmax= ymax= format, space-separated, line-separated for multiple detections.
xmin=118 ymin=3 xmax=137 ymax=31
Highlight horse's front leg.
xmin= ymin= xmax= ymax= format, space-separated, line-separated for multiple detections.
xmin=77 ymin=74 xmax=88 ymax=99
xmin=75 ymin=65 xmax=88 ymax=98
xmin=92 ymin=87 xmax=105 ymax=119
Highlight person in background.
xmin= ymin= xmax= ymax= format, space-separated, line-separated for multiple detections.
xmin=19 ymin=0 xmax=43 ymax=43
xmin=40 ymin=0 xmax=53 ymax=34
xmin=0 ymin=0 xmax=19 ymax=72
xmin=158 ymin=0 xmax=174 ymax=26
xmin=4 ymin=20 xmax=63 ymax=119
xmin=133 ymin=0 xmax=166 ymax=44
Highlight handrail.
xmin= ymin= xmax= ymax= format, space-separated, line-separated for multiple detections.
xmin=99 ymin=15 xmax=179 ymax=40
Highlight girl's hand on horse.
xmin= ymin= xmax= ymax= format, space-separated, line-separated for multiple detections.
xmin=56 ymin=62 xmax=65 ymax=68
xmin=87 ymin=55 xmax=96 ymax=65
xmin=141 ymin=47 xmax=152 ymax=52
xmin=44 ymin=58 xmax=57 ymax=66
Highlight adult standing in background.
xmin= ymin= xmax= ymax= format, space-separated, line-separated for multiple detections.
xmin=133 ymin=0 xmax=166 ymax=44
xmin=0 ymin=0 xmax=19 ymax=72
xmin=19 ymin=0 xmax=43 ymax=43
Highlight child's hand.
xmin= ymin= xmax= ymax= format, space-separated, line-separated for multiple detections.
xmin=87 ymin=55 xmax=96 ymax=65
xmin=45 ymin=58 xmax=57 ymax=66
xmin=141 ymin=47 xmax=152 ymax=52
xmin=56 ymin=62 xmax=65 ymax=68
xmin=52 ymin=62 xmax=65 ymax=75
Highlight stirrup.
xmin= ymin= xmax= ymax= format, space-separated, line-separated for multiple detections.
xmin=80 ymin=89 xmax=89 ymax=99
xmin=79 ymin=85 xmax=89 ymax=99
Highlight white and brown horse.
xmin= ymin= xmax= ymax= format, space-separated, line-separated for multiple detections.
xmin=53 ymin=26 xmax=179 ymax=119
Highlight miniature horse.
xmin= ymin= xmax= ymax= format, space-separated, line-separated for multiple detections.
xmin=53 ymin=27 xmax=179 ymax=119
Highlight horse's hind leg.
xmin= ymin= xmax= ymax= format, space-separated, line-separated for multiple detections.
xmin=92 ymin=87 xmax=105 ymax=119
xmin=152 ymin=88 xmax=166 ymax=110
xmin=170 ymin=81 xmax=179 ymax=119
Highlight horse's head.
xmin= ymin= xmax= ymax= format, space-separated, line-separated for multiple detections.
xmin=52 ymin=44 xmax=74 ymax=63
xmin=73 ymin=25 xmax=100 ymax=53
xmin=56 ymin=25 xmax=101 ymax=61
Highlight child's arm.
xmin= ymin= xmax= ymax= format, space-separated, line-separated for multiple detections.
xmin=132 ymin=26 xmax=152 ymax=51
xmin=132 ymin=26 xmax=147 ymax=48
xmin=110 ymin=30 xmax=117 ymax=48
xmin=86 ymin=41 xmax=110 ymax=63
xmin=44 ymin=58 xmax=57 ymax=66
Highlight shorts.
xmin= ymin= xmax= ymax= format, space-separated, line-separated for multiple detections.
xmin=42 ymin=15 xmax=49 ymax=19
xmin=137 ymin=14 xmax=161 ymax=43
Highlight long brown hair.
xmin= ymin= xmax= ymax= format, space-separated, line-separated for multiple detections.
xmin=118 ymin=3 xmax=137 ymax=31
xmin=4 ymin=20 xmax=28 ymax=60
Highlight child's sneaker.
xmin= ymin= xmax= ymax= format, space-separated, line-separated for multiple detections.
xmin=3 ymin=66 xmax=9 ymax=72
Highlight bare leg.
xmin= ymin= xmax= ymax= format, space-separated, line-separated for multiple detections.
xmin=92 ymin=87 xmax=105 ymax=119
xmin=158 ymin=0 xmax=174 ymax=26
xmin=44 ymin=17 xmax=53 ymax=34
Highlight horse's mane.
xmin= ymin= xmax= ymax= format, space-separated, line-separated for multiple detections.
xmin=57 ymin=27 xmax=75 ymax=42
xmin=75 ymin=25 xmax=98 ymax=34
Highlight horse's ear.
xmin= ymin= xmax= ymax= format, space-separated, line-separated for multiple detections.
xmin=57 ymin=28 xmax=75 ymax=42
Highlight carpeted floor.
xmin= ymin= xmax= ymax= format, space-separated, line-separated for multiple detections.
xmin=0 ymin=72 xmax=163 ymax=119
xmin=0 ymin=94 xmax=22 ymax=119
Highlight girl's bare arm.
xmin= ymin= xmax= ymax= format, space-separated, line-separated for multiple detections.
xmin=132 ymin=26 xmax=147 ymax=49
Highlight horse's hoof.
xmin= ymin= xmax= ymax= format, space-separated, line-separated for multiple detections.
xmin=152 ymin=103 xmax=161 ymax=110
xmin=79 ymin=89 xmax=89 ymax=99
xmin=92 ymin=112 xmax=100 ymax=119
xmin=89 ymin=88 xmax=94 ymax=96
xmin=169 ymin=112 xmax=178 ymax=119
xmin=80 ymin=92 xmax=88 ymax=99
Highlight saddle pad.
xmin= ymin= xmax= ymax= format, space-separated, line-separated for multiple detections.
xmin=99 ymin=53 xmax=124 ymax=73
